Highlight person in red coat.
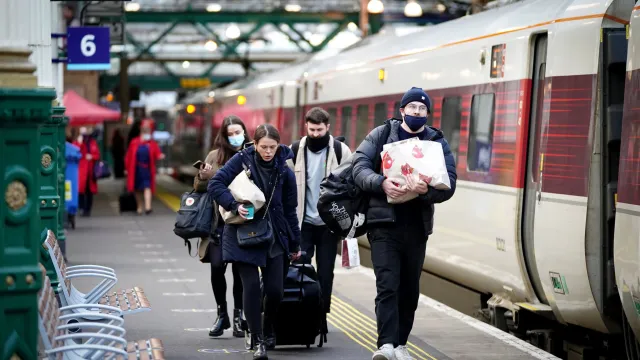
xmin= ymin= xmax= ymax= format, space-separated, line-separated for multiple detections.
xmin=125 ymin=119 xmax=165 ymax=214
xmin=73 ymin=126 xmax=101 ymax=217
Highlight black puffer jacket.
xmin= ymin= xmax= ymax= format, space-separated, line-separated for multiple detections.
xmin=352 ymin=119 xmax=457 ymax=236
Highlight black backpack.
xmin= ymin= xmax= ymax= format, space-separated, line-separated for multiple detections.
xmin=173 ymin=190 xmax=217 ymax=255
xmin=292 ymin=137 xmax=344 ymax=165
xmin=317 ymin=124 xmax=390 ymax=238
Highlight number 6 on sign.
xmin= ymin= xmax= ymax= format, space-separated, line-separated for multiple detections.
xmin=67 ymin=27 xmax=111 ymax=71
xmin=80 ymin=34 xmax=96 ymax=57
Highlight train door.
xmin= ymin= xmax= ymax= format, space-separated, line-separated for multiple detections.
xmin=521 ymin=33 xmax=549 ymax=305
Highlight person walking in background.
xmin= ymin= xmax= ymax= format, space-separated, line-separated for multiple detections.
xmin=193 ymin=115 xmax=251 ymax=338
xmin=288 ymin=107 xmax=352 ymax=339
xmin=209 ymin=124 xmax=302 ymax=360
xmin=74 ymin=126 xmax=101 ymax=217
xmin=111 ymin=129 xmax=126 ymax=179
xmin=125 ymin=119 xmax=165 ymax=215
xmin=352 ymin=87 xmax=457 ymax=360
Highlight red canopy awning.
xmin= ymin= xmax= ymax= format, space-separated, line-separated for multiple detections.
xmin=63 ymin=90 xmax=121 ymax=126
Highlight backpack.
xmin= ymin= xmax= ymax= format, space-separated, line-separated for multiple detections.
xmin=292 ymin=137 xmax=343 ymax=165
xmin=317 ymin=124 xmax=391 ymax=238
xmin=173 ymin=190 xmax=217 ymax=257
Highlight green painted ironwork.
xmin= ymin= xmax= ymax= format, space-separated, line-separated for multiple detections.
xmin=0 ymin=87 xmax=54 ymax=360
xmin=100 ymin=74 xmax=241 ymax=92
xmin=53 ymin=107 xmax=67 ymax=251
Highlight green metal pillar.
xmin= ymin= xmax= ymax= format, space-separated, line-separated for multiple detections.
xmin=39 ymin=108 xmax=61 ymax=241
xmin=53 ymin=107 xmax=67 ymax=253
xmin=0 ymin=50 xmax=53 ymax=359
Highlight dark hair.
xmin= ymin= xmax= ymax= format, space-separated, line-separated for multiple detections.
xmin=305 ymin=107 xmax=330 ymax=125
xmin=214 ymin=115 xmax=251 ymax=166
xmin=254 ymin=124 xmax=280 ymax=144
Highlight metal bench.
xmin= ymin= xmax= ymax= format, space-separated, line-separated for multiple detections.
xmin=42 ymin=230 xmax=151 ymax=317
xmin=38 ymin=264 xmax=165 ymax=360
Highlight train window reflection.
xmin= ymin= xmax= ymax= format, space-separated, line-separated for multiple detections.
xmin=341 ymin=106 xmax=352 ymax=146
xmin=356 ymin=105 xmax=369 ymax=146
xmin=374 ymin=103 xmax=387 ymax=128
xmin=327 ymin=107 xmax=337 ymax=131
xmin=467 ymin=93 xmax=495 ymax=172
xmin=440 ymin=96 xmax=462 ymax=166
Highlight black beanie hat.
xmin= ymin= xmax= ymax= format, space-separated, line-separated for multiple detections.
xmin=400 ymin=87 xmax=431 ymax=113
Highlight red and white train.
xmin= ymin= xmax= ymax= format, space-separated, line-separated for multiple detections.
xmin=175 ymin=0 xmax=640 ymax=357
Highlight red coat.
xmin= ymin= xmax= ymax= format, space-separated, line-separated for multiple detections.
xmin=73 ymin=138 xmax=101 ymax=194
xmin=125 ymin=137 xmax=162 ymax=194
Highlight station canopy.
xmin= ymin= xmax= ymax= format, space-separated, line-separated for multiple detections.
xmin=63 ymin=90 xmax=121 ymax=126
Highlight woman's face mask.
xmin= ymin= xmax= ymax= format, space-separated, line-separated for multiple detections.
xmin=228 ymin=133 xmax=245 ymax=147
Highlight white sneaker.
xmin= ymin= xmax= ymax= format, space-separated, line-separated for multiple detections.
xmin=372 ymin=344 xmax=396 ymax=360
xmin=394 ymin=345 xmax=414 ymax=360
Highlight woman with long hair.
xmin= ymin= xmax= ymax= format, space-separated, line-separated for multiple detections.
xmin=209 ymin=124 xmax=302 ymax=360
xmin=125 ymin=119 xmax=164 ymax=214
xmin=193 ymin=115 xmax=251 ymax=338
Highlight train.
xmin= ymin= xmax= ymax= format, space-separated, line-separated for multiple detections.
xmin=170 ymin=0 xmax=640 ymax=358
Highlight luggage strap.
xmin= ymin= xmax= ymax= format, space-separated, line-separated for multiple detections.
xmin=184 ymin=238 xmax=200 ymax=258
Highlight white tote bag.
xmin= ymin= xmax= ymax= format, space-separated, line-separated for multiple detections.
xmin=341 ymin=214 xmax=364 ymax=269
xmin=219 ymin=168 xmax=266 ymax=224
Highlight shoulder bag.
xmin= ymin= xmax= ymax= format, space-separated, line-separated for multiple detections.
xmin=236 ymin=172 xmax=278 ymax=248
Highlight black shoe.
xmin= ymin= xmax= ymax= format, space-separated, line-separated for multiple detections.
xmin=263 ymin=316 xmax=276 ymax=350
xmin=233 ymin=309 xmax=245 ymax=338
xmin=145 ymin=209 xmax=153 ymax=215
xmin=252 ymin=334 xmax=268 ymax=360
xmin=208 ymin=307 xmax=230 ymax=337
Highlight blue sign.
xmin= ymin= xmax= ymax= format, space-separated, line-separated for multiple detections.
xmin=67 ymin=27 xmax=111 ymax=71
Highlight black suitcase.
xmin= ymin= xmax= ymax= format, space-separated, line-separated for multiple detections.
xmin=119 ymin=190 xmax=137 ymax=213
xmin=273 ymin=260 xmax=326 ymax=348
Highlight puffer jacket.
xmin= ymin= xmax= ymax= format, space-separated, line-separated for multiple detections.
xmin=208 ymin=144 xmax=301 ymax=267
xmin=351 ymin=118 xmax=457 ymax=236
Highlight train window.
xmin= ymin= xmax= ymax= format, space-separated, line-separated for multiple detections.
xmin=356 ymin=105 xmax=369 ymax=146
xmin=467 ymin=93 xmax=495 ymax=172
xmin=341 ymin=106 xmax=352 ymax=146
xmin=327 ymin=107 xmax=337 ymax=130
xmin=440 ymin=96 xmax=462 ymax=165
xmin=394 ymin=101 xmax=401 ymax=119
xmin=374 ymin=103 xmax=387 ymax=127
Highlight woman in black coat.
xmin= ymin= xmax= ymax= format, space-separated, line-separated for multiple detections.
xmin=208 ymin=124 xmax=302 ymax=360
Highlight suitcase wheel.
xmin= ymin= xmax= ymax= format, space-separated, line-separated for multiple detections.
xmin=306 ymin=344 xmax=311 ymax=349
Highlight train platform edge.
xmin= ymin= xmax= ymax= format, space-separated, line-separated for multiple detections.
xmin=62 ymin=176 xmax=560 ymax=360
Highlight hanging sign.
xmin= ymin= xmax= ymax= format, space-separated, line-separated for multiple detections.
xmin=67 ymin=27 xmax=111 ymax=70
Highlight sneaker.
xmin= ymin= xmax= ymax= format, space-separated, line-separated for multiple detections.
xmin=394 ymin=345 xmax=414 ymax=360
xmin=372 ymin=344 xmax=396 ymax=360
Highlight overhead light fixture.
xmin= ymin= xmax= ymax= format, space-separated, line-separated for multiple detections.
xmin=367 ymin=0 xmax=384 ymax=14
xmin=125 ymin=2 xmax=140 ymax=12
xmin=404 ymin=0 xmax=422 ymax=17
xmin=309 ymin=34 xmax=325 ymax=47
xmin=226 ymin=24 xmax=240 ymax=40
xmin=182 ymin=61 xmax=190 ymax=69
xmin=436 ymin=3 xmax=446 ymax=13
xmin=285 ymin=4 xmax=301 ymax=12
xmin=347 ymin=22 xmax=359 ymax=32
xmin=186 ymin=104 xmax=196 ymax=114
xmin=205 ymin=40 xmax=218 ymax=51
xmin=206 ymin=3 xmax=222 ymax=12
xmin=208 ymin=91 xmax=215 ymax=97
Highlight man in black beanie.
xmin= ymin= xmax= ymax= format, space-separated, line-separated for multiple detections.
xmin=351 ymin=87 xmax=457 ymax=360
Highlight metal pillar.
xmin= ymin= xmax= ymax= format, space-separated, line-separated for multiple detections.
xmin=53 ymin=107 xmax=67 ymax=254
xmin=0 ymin=1 xmax=56 ymax=357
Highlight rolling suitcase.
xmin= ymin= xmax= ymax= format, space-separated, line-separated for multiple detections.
xmin=119 ymin=188 xmax=138 ymax=213
xmin=273 ymin=257 xmax=326 ymax=348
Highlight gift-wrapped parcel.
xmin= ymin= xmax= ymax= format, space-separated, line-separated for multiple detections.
xmin=380 ymin=138 xmax=451 ymax=204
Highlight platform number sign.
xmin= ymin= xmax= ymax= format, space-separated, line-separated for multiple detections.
xmin=67 ymin=27 xmax=111 ymax=71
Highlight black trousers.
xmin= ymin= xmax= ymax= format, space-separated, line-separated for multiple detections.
xmin=78 ymin=188 xmax=93 ymax=215
xmin=211 ymin=262 xmax=243 ymax=311
xmin=301 ymin=222 xmax=340 ymax=313
xmin=368 ymin=226 xmax=427 ymax=348
xmin=236 ymin=254 xmax=286 ymax=336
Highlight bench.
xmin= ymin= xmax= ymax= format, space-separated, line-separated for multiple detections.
xmin=42 ymin=230 xmax=151 ymax=317
xmin=38 ymin=264 xmax=165 ymax=360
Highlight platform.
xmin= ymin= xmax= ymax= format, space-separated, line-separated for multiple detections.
xmin=63 ymin=177 xmax=561 ymax=360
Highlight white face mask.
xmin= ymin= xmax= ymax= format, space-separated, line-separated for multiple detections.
xmin=142 ymin=134 xmax=151 ymax=141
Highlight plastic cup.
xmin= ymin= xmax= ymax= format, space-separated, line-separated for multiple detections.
xmin=245 ymin=204 xmax=255 ymax=219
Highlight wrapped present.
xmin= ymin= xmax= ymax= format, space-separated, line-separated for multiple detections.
xmin=380 ymin=138 xmax=451 ymax=204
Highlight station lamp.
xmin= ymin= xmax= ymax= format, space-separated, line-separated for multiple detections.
xmin=205 ymin=40 xmax=218 ymax=51
xmin=206 ymin=3 xmax=222 ymax=12
xmin=186 ymin=104 xmax=196 ymax=114
xmin=367 ymin=0 xmax=384 ymax=14
xmin=125 ymin=2 xmax=140 ymax=12
xmin=404 ymin=0 xmax=423 ymax=17
xmin=285 ymin=3 xmax=302 ymax=12
xmin=226 ymin=24 xmax=241 ymax=40
xmin=237 ymin=95 xmax=247 ymax=105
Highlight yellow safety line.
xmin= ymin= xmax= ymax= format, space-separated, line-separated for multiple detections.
xmin=155 ymin=186 xmax=437 ymax=359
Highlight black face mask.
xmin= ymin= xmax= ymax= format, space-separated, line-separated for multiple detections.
xmin=306 ymin=132 xmax=330 ymax=152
